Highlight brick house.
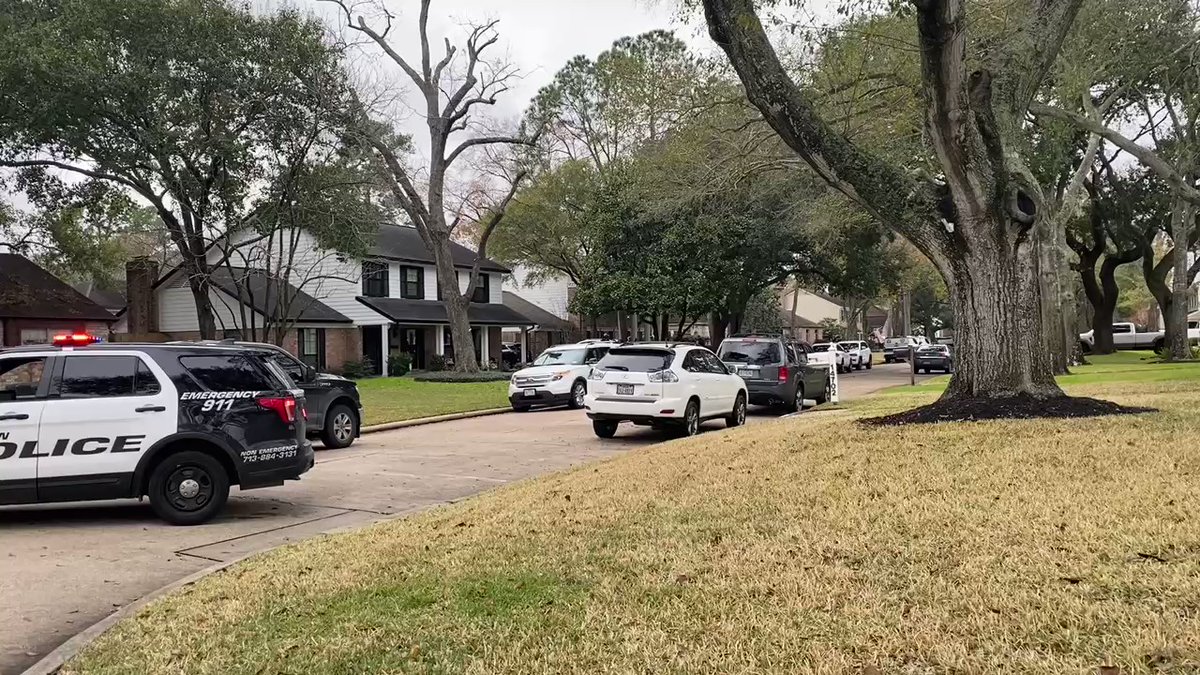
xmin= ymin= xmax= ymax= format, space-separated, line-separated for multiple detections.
xmin=0 ymin=253 xmax=117 ymax=347
xmin=118 ymin=225 xmax=534 ymax=374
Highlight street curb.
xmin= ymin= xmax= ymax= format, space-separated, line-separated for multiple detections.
xmin=20 ymin=513 xmax=388 ymax=675
xmin=360 ymin=406 xmax=511 ymax=434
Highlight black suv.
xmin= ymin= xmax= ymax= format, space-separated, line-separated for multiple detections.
xmin=716 ymin=335 xmax=831 ymax=412
xmin=187 ymin=341 xmax=363 ymax=449
xmin=0 ymin=342 xmax=313 ymax=524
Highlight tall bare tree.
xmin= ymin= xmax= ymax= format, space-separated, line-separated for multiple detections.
xmin=324 ymin=0 xmax=539 ymax=372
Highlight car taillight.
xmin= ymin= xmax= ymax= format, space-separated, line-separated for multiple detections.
xmin=648 ymin=369 xmax=679 ymax=383
xmin=778 ymin=365 xmax=789 ymax=382
xmin=257 ymin=396 xmax=296 ymax=423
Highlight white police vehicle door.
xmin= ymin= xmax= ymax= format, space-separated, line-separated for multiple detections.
xmin=0 ymin=353 xmax=51 ymax=504
xmin=35 ymin=352 xmax=177 ymax=501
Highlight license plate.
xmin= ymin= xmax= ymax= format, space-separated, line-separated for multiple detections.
xmin=616 ymin=384 xmax=634 ymax=395
xmin=523 ymin=389 xmax=537 ymax=398
xmin=740 ymin=369 xmax=758 ymax=379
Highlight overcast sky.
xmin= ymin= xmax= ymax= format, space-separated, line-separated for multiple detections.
xmin=289 ymin=0 xmax=714 ymax=161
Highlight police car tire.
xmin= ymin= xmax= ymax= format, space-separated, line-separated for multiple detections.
xmin=321 ymin=403 xmax=358 ymax=449
xmin=148 ymin=451 xmax=230 ymax=526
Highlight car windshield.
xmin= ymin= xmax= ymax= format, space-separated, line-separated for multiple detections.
xmin=533 ymin=348 xmax=587 ymax=366
xmin=595 ymin=349 xmax=673 ymax=372
xmin=717 ymin=340 xmax=781 ymax=365
xmin=838 ymin=341 xmax=859 ymax=349
xmin=884 ymin=337 xmax=911 ymax=347
xmin=811 ymin=343 xmax=834 ymax=351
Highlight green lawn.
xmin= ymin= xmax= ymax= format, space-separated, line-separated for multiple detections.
xmin=68 ymin=357 xmax=1200 ymax=674
xmin=884 ymin=350 xmax=1200 ymax=396
xmin=355 ymin=377 xmax=509 ymax=426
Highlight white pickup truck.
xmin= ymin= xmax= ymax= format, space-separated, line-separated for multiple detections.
xmin=1079 ymin=321 xmax=1200 ymax=353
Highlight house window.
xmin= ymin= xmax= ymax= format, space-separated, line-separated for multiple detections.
xmin=400 ymin=265 xmax=424 ymax=300
xmin=362 ymin=261 xmax=389 ymax=297
xmin=298 ymin=328 xmax=326 ymax=369
xmin=472 ymin=273 xmax=489 ymax=303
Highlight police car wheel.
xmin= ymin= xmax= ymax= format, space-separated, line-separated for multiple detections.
xmin=321 ymin=404 xmax=358 ymax=449
xmin=148 ymin=451 xmax=230 ymax=526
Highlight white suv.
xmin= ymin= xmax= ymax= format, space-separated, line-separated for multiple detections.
xmin=508 ymin=342 xmax=616 ymax=411
xmin=838 ymin=340 xmax=873 ymax=370
xmin=584 ymin=344 xmax=747 ymax=438
xmin=809 ymin=342 xmax=852 ymax=373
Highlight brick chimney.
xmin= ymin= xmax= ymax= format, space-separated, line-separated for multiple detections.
xmin=125 ymin=257 xmax=159 ymax=334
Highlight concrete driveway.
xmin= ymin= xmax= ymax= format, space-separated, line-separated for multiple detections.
xmin=0 ymin=363 xmax=929 ymax=673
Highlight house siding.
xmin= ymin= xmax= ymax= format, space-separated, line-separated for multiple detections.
xmin=504 ymin=266 xmax=573 ymax=320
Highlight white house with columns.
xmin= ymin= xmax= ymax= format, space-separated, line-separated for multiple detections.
xmin=119 ymin=224 xmax=534 ymax=374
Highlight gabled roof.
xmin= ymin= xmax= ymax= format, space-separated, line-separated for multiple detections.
xmin=370 ymin=224 xmax=509 ymax=273
xmin=0 ymin=254 xmax=117 ymax=322
xmin=71 ymin=282 xmax=126 ymax=312
xmin=208 ymin=268 xmax=351 ymax=324
xmin=503 ymin=291 xmax=572 ymax=331
xmin=356 ymin=296 xmax=533 ymax=326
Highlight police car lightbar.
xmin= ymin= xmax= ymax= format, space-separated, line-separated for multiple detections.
xmin=52 ymin=333 xmax=100 ymax=347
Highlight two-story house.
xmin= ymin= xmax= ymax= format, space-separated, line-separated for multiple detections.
xmin=119 ymin=224 xmax=534 ymax=374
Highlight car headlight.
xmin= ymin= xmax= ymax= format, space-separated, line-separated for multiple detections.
xmin=550 ymin=370 xmax=570 ymax=381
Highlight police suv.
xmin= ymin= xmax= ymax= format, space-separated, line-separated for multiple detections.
xmin=0 ymin=336 xmax=314 ymax=525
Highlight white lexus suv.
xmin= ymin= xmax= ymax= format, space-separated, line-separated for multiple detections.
xmin=508 ymin=342 xmax=617 ymax=412
xmin=583 ymin=344 xmax=748 ymax=439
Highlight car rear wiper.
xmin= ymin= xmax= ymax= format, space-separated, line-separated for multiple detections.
xmin=604 ymin=365 xmax=629 ymax=371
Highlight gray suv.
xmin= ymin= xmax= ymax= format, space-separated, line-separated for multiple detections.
xmin=717 ymin=336 xmax=831 ymax=412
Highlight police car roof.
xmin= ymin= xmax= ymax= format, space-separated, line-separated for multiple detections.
xmin=0 ymin=342 xmax=266 ymax=355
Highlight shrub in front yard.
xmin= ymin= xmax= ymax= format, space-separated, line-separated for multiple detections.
xmin=413 ymin=371 xmax=511 ymax=383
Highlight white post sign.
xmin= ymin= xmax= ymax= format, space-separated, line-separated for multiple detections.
xmin=828 ymin=362 xmax=840 ymax=404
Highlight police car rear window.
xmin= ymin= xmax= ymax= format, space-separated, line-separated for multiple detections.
xmin=180 ymin=355 xmax=278 ymax=391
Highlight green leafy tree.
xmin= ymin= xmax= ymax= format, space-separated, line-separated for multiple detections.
xmin=0 ymin=0 xmax=358 ymax=338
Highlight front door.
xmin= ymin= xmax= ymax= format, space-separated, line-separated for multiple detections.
xmin=401 ymin=327 xmax=426 ymax=370
xmin=0 ymin=354 xmax=50 ymax=504
xmin=361 ymin=325 xmax=384 ymax=375
xmin=36 ymin=353 xmax=177 ymax=501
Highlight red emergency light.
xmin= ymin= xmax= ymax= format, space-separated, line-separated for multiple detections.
xmin=52 ymin=333 xmax=100 ymax=347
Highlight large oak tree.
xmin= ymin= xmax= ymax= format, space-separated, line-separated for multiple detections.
xmin=701 ymin=0 xmax=1089 ymax=401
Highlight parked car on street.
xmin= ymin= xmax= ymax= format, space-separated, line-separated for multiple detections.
xmin=500 ymin=342 xmax=522 ymax=368
xmin=883 ymin=336 xmax=920 ymax=363
xmin=716 ymin=335 xmax=831 ymax=412
xmin=0 ymin=337 xmax=313 ymax=524
xmin=809 ymin=342 xmax=852 ymax=373
xmin=1079 ymin=321 xmax=1200 ymax=353
xmin=838 ymin=340 xmax=873 ymax=370
xmin=914 ymin=344 xmax=954 ymax=373
xmin=182 ymin=340 xmax=363 ymax=449
xmin=584 ymin=343 xmax=748 ymax=438
xmin=508 ymin=342 xmax=616 ymax=411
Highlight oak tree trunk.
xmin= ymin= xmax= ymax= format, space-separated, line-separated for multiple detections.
xmin=1167 ymin=196 xmax=1194 ymax=360
xmin=431 ymin=236 xmax=481 ymax=373
xmin=185 ymin=263 xmax=218 ymax=340
xmin=939 ymin=218 xmax=1062 ymax=400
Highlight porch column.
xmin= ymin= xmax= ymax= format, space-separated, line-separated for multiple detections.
xmin=435 ymin=325 xmax=445 ymax=356
xmin=480 ymin=326 xmax=490 ymax=368
xmin=519 ymin=326 xmax=528 ymax=364
xmin=380 ymin=325 xmax=389 ymax=375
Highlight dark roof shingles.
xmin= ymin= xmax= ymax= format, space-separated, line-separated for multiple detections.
xmin=0 ymin=254 xmax=117 ymax=322
xmin=356 ymin=296 xmax=533 ymax=326
xmin=369 ymin=225 xmax=509 ymax=273
xmin=208 ymin=268 xmax=351 ymax=323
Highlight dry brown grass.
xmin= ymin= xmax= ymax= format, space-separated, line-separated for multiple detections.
xmin=68 ymin=375 xmax=1200 ymax=674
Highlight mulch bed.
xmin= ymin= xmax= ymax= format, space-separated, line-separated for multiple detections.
xmin=863 ymin=394 xmax=1156 ymax=426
